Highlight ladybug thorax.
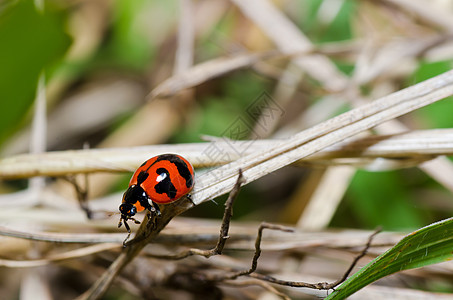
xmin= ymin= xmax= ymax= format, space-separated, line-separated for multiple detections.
xmin=123 ymin=184 xmax=147 ymax=202
xmin=120 ymin=184 xmax=149 ymax=215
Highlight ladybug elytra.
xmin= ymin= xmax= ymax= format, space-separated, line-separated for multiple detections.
xmin=118 ymin=154 xmax=194 ymax=236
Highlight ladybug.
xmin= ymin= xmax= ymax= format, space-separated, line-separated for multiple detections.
xmin=118 ymin=153 xmax=194 ymax=237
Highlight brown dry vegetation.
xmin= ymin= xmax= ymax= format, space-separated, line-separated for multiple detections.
xmin=1 ymin=0 xmax=453 ymax=299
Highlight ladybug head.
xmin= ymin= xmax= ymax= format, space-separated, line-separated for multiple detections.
xmin=118 ymin=202 xmax=140 ymax=241
xmin=119 ymin=203 xmax=137 ymax=218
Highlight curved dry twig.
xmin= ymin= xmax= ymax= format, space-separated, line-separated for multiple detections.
xmin=225 ymin=226 xmax=380 ymax=290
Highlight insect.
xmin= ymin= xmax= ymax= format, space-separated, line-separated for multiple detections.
xmin=118 ymin=154 xmax=195 ymax=241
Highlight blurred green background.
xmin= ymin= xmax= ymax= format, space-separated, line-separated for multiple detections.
xmin=1 ymin=0 xmax=453 ymax=233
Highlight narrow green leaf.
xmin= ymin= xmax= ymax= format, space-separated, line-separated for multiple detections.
xmin=326 ymin=218 xmax=453 ymax=299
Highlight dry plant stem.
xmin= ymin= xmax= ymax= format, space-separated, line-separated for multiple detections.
xmin=173 ymin=0 xmax=194 ymax=74
xmin=150 ymin=50 xmax=279 ymax=99
xmin=150 ymin=169 xmax=245 ymax=260
xmin=207 ymin=222 xmax=295 ymax=281
xmin=382 ymin=0 xmax=453 ymax=30
xmin=223 ymin=279 xmax=291 ymax=300
xmin=28 ymin=74 xmax=47 ymax=198
xmin=0 ymin=226 xmax=125 ymax=244
xmin=4 ymin=128 xmax=453 ymax=178
xmin=0 ymin=243 xmax=119 ymax=268
xmin=207 ymin=169 xmax=244 ymax=256
xmin=246 ymin=228 xmax=381 ymax=290
xmin=232 ymin=0 xmax=347 ymax=91
xmin=192 ymin=70 xmax=453 ymax=206
xmin=63 ymin=175 xmax=92 ymax=219
xmin=0 ymin=224 xmax=399 ymax=250
xmin=76 ymin=209 xmax=176 ymax=300
xmin=77 ymin=170 xmax=245 ymax=300
xmin=329 ymin=227 xmax=381 ymax=288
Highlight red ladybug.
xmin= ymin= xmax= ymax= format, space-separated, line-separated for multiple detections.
xmin=118 ymin=154 xmax=194 ymax=236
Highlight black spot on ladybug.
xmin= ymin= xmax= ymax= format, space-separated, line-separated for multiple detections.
xmin=137 ymin=171 xmax=149 ymax=185
xmin=176 ymin=162 xmax=193 ymax=188
xmin=140 ymin=161 xmax=148 ymax=168
xmin=154 ymin=168 xmax=177 ymax=199
xmin=156 ymin=154 xmax=193 ymax=188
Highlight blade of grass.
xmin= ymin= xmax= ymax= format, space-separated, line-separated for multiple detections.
xmin=326 ymin=217 xmax=453 ymax=299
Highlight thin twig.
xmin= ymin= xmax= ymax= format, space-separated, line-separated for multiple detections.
xmin=63 ymin=175 xmax=92 ymax=219
xmin=204 ymin=222 xmax=294 ymax=281
xmin=0 ymin=243 xmax=119 ymax=268
xmin=63 ymin=175 xmax=112 ymax=221
xmin=244 ymin=228 xmax=382 ymax=290
xmin=173 ymin=0 xmax=194 ymax=75
xmin=0 ymin=225 xmax=124 ymax=244
xmin=28 ymin=73 xmax=47 ymax=194
xmin=329 ymin=227 xmax=382 ymax=288
xmin=148 ymin=169 xmax=245 ymax=259
xmin=122 ymin=210 xmax=157 ymax=247
xmin=222 ymin=279 xmax=291 ymax=300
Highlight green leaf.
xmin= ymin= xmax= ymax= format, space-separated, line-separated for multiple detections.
xmin=326 ymin=218 xmax=453 ymax=299
xmin=0 ymin=0 xmax=71 ymax=144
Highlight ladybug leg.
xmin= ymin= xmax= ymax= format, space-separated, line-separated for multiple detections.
xmin=146 ymin=200 xmax=161 ymax=216
xmin=142 ymin=197 xmax=161 ymax=216
xmin=119 ymin=215 xmax=142 ymax=246
xmin=137 ymin=196 xmax=161 ymax=217
xmin=123 ymin=220 xmax=131 ymax=234
xmin=118 ymin=217 xmax=124 ymax=229
xmin=152 ymin=201 xmax=161 ymax=216
xmin=120 ymin=218 xmax=131 ymax=246
xmin=118 ymin=216 xmax=141 ymax=229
